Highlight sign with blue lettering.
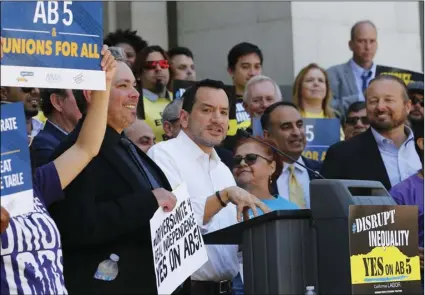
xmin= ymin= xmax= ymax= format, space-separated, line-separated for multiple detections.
xmin=0 ymin=1 xmax=104 ymax=90
xmin=1 ymin=102 xmax=34 ymax=217
xmin=302 ymin=118 xmax=340 ymax=162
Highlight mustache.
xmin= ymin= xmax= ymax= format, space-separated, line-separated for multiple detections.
xmin=206 ymin=124 xmax=223 ymax=132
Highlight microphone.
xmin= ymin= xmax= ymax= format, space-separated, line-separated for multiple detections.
xmin=237 ymin=129 xmax=325 ymax=179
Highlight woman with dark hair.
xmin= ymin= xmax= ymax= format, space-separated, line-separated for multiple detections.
xmin=0 ymin=40 xmax=117 ymax=294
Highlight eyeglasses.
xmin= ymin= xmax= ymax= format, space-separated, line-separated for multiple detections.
xmin=233 ymin=153 xmax=272 ymax=167
xmin=410 ymin=97 xmax=424 ymax=107
xmin=144 ymin=60 xmax=169 ymax=70
xmin=345 ymin=116 xmax=369 ymax=126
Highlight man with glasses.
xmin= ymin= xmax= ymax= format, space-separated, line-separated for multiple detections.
xmin=133 ymin=45 xmax=173 ymax=143
xmin=407 ymin=81 xmax=424 ymax=124
xmin=343 ymin=101 xmax=370 ymax=140
xmin=0 ymin=87 xmax=43 ymax=137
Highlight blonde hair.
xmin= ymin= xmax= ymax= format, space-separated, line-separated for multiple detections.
xmin=292 ymin=63 xmax=335 ymax=118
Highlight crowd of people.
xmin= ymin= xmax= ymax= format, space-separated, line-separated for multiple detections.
xmin=0 ymin=18 xmax=423 ymax=295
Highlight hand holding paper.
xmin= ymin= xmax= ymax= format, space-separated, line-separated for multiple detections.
xmin=152 ymin=188 xmax=177 ymax=212
xmin=0 ymin=206 xmax=10 ymax=233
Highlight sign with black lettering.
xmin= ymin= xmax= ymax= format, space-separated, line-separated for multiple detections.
xmin=150 ymin=182 xmax=208 ymax=294
xmin=1 ymin=102 xmax=34 ymax=217
xmin=349 ymin=205 xmax=422 ymax=294
xmin=0 ymin=1 xmax=105 ymax=90
xmin=302 ymin=118 xmax=340 ymax=162
xmin=376 ymin=65 xmax=424 ymax=86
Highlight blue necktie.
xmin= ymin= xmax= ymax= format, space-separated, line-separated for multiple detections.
xmin=120 ymin=137 xmax=160 ymax=189
xmin=362 ymin=71 xmax=372 ymax=92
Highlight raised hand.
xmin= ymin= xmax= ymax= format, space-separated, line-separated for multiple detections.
xmin=1 ymin=206 xmax=10 ymax=233
xmin=100 ymin=45 xmax=117 ymax=83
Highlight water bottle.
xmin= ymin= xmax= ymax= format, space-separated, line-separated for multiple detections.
xmin=305 ymin=286 xmax=317 ymax=295
xmin=94 ymin=254 xmax=119 ymax=281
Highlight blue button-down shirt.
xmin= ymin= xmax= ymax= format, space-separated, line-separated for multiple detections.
xmin=350 ymin=59 xmax=377 ymax=101
xmin=371 ymin=126 xmax=421 ymax=187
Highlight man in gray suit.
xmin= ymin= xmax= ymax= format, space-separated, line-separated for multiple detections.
xmin=327 ymin=20 xmax=378 ymax=116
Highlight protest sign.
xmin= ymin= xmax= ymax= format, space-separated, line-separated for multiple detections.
xmin=1 ymin=103 xmax=34 ymax=217
xmin=376 ymin=65 xmax=424 ymax=86
xmin=302 ymin=118 xmax=340 ymax=162
xmin=0 ymin=1 xmax=104 ymax=90
xmin=349 ymin=205 xmax=422 ymax=294
xmin=150 ymin=183 xmax=208 ymax=295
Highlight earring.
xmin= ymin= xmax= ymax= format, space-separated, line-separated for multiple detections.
xmin=269 ymin=176 xmax=272 ymax=184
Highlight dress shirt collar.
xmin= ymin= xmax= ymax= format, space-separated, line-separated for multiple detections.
xmin=371 ymin=125 xmax=414 ymax=149
xmin=176 ymin=131 xmax=221 ymax=168
xmin=143 ymin=88 xmax=172 ymax=102
xmin=282 ymin=156 xmax=306 ymax=173
xmin=350 ymin=59 xmax=377 ymax=77
xmin=47 ymin=119 xmax=68 ymax=135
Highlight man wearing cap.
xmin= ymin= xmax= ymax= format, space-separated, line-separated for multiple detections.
xmin=408 ymin=81 xmax=424 ymax=124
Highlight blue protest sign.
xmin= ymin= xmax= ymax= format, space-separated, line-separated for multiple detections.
xmin=0 ymin=1 xmax=104 ymax=90
xmin=1 ymin=102 xmax=34 ymax=217
xmin=302 ymin=118 xmax=340 ymax=162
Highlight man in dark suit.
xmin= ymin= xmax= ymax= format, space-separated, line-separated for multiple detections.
xmin=32 ymin=89 xmax=82 ymax=167
xmin=261 ymin=101 xmax=322 ymax=208
xmin=322 ymin=75 xmax=421 ymax=190
xmin=48 ymin=61 xmax=181 ymax=294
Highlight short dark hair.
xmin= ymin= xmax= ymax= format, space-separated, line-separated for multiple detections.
xmin=346 ymin=101 xmax=366 ymax=116
xmin=350 ymin=20 xmax=377 ymax=41
xmin=227 ymin=42 xmax=263 ymax=70
xmin=181 ymin=79 xmax=229 ymax=113
xmin=168 ymin=46 xmax=194 ymax=60
xmin=411 ymin=119 xmax=424 ymax=162
xmin=261 ymin=101 xmax=298 ymax=131
xmin=103 ymin=29 xmax=148 ymax=54
xmin=368 ymin=74 xmax=409 ymax=101
xmin=40 ymin=88 xmax=68 ymax=116
xmin=74 ymin=90 xmax=88 ymax=115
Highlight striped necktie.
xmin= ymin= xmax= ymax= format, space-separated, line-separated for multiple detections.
xmin=288 ymin=165 xmax=306 ymax=209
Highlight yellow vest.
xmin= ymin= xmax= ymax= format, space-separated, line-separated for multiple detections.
xmin=143 ymin=96 xmax=173 ymax=143
xmin=35 ymin=111 xmax=47 ymax=124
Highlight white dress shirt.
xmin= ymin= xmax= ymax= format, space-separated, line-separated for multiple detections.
xmin=276 ymin=157 xmax=311 ymax=208
xmin=31 ymin=117 xmax=44 ymax=137
xmin=371 ymin=126 xmax=421 ymax=187
xmin=350 ymin=59 xmax=377 ymax=101
xmin=148 ymin=131 xmax=239 ymax=281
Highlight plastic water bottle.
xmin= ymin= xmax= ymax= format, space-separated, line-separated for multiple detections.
xmin=305 ymin=286 xmax=317 ymax=295
xmin=94 ymin=254 xmax=119 ymax=281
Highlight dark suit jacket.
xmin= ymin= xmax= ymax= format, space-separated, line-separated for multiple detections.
xmin=321 ymin=128 xmax=391 ymax=190
xmin=48 ymin=120 xmax=174 ymax=294
xmin=271 ymin=156 xmax=322 ymax=195
xmin=31 ymin=120 xmax=67 ymax=167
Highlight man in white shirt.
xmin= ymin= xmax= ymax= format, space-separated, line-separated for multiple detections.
xmin=148 ymin=79 xmax=269 ymax=295
xmin=261 ymin=102 xmax=323 ymax=209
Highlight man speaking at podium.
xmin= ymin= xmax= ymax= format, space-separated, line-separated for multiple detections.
xmin=148 ymin=79 xmax=269 ymax=295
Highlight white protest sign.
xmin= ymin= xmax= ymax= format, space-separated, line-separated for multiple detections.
xmin=150 ymin=182 xmax=208 ymax=295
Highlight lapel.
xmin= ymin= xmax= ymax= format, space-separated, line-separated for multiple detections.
xmin=45 ymin=121 xmax=67 ymax=142
xmin=343 ymin=60 xmax=358 ymax=95
xmin=358 ymin=129 xmax=391 ymax=189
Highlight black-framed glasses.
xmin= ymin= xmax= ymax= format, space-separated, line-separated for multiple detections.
xmin=410 ymin=97 xmax=424 ymax=107
xmin=233 ymin=153 xmax=272 ymax=167
xmin=345 ymin=116 xmax=369 ymax=126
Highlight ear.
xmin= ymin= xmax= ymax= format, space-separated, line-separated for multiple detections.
xmin=243 ymin=101 xmax=251 ymax=115
xmin=163 ymin=121 xmax=172 ymax=137
xmin=227 ymin=67 xmax=234 ymax=78
xmin=417 ymin=138 xmax=424 ymax=151
xmin=83 ymin=90 xmax=92 ymax=104
xmin=263 ymin=129 xmax=270 ymax=139
xmin=348 ymin=40 xmax=354 ymax=52
xmin=270 ymin=160 xmax=276 ymax=175
xmin=50 ymin=93 xmax=63 ymax=112
xmin=180 ymin=109 xmax=189 ymax=129
xmin=405 ymin=98 xmax=412 ymax=114
xmin=0 ymin=87 xmax=7 ymax=101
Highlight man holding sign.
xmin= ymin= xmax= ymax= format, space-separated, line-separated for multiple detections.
xmin=149 ymin=79 xmax=270 ymax=295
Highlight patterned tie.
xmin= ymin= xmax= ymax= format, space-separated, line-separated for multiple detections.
xmin=288 ymin=165 xmax=306 ymax=209
xmin=362 ymin=70 xmax=372 ymax=92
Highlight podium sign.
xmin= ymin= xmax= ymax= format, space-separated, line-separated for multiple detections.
xmin=349 ymin=205 xmax=422 ymax=294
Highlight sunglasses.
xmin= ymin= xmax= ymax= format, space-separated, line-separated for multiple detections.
xmin=346 ymin=116 xmax=369 ymax=126
xmin=21 ymin=87 xmax=36 ymax=93
xmin=233 ymin=153 xmax=272 ymax=167
xmin=144 ymin=60 xmax=169 ymax=70
xmin=410 ymin=97 xmax=424 ymax=107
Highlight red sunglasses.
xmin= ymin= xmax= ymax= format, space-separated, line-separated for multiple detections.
xmin=144 ymin=60 xmax=169 ymax=70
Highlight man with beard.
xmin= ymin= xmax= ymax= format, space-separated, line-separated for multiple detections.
xmin=0 ymin=87 xmax=43 ymax=138
xmin=133 ymin=45 xmax=172 ymax=143
xmin=148 ymin=79 xmax=269 ymax=295
xmin=261 ymin=102 xmax=323 ymax=209
xmin=407 ymin=81 xmax=424 ymax=124
xmin=322 ymin=75 xmax=421 ymax=190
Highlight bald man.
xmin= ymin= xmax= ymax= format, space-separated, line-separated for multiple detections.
xmin=125 ymin=119 xmax=156 ymax=153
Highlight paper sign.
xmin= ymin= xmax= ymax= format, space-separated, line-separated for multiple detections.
xmin=1 ymin=103 xmax=34 ymax=217
xmin=0 ymin=1 xmax=105 ymax=90
xmin=302 ymin=118 xmax=340 ymax=162
xmin=348 ymin=205 xmax=422 ymax=294
xmin=376 ymin=65 xmax=424 ymax=86
xmin=150 ymin=183 xmax=208 ymax=295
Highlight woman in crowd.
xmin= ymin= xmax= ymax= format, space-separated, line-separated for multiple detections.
xmin=0 ymin=39 xmax=117 ymax=294
xmin=292 ymin=63 xmax=344 ymax=140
